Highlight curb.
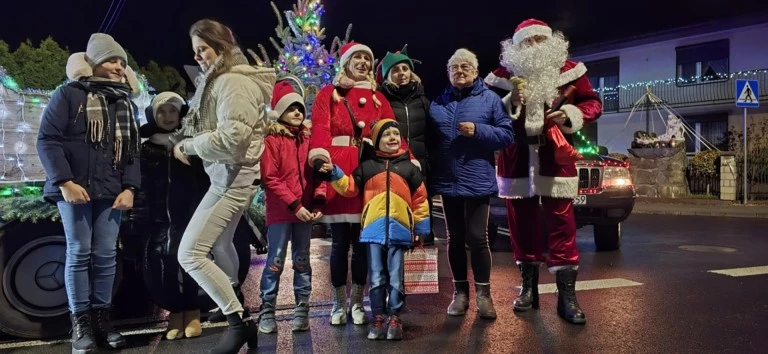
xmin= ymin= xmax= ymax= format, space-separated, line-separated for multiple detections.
xmin=631 ymin=207 xmax=768 ymax=218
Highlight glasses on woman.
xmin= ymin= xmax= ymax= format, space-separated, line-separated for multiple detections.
xmin=448 ymin=64 xmax=475 ymax=73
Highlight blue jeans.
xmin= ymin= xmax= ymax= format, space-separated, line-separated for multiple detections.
xmin=259 ymin=222 xmax=313 ymax=306
xmin=367 ymin=243 xmax=405 ymax=316
xmin=57 ymin=199 xmax=122 ymax=314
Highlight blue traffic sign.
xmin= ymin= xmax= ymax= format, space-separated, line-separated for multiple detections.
xmin=736 ymin=79 xmax=759 ymax=108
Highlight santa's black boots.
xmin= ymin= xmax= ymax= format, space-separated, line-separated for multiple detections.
xmin=556 ymin=268 xmax=586 ymax=324
xmin=513 ymin=262 xmax=540 ymax=311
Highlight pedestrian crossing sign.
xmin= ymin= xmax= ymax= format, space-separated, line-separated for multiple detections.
xmin=736 ymin=79 xmax=759 ymax=108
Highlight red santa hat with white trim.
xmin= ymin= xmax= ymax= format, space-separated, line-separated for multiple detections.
xmin=336 ymin=42 xmax=374 ymax=80
xmin=269 ymin=80 xmax=305 ymax=121
xmin=512 ymin=18 xmax=553 ymax=45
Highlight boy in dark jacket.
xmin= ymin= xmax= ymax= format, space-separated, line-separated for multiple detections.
xmin=36 ymin=33 xmax=140 ymax=353
xmin=132 ymin=92 xmax=210 ymax=340
xmin=322 ymin=118 xmax=430 ymax=340
xmin=258 ymin=81 xmax=322 ymax=333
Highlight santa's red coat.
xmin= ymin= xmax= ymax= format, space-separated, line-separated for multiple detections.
xmin=308 ymin=85 xmax=396 ymax=223
xmin=496 ymin=60 xmax=602 ymax=199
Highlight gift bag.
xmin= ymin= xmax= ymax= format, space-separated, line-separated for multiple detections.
xmin=404 ymin=248 xmax=439 ymax=294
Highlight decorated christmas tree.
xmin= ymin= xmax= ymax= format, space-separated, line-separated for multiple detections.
xmin=251 ymin=0 xmax=352 ymax=118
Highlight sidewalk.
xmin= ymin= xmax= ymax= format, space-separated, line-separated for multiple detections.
xmin=632 ymin=197 xmax=768 ymax=218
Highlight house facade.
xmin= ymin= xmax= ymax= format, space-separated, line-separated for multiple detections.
xmin=570 ymin=16 xmax=768 ymax=156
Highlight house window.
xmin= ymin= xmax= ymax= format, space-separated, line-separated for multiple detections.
xmin=585 ymin=57 xmax=619 ymax=112
xmin=676 ymin=39 xmax=729 ymax=84
xmin=684 ymin=112 xmax=729 ymax=154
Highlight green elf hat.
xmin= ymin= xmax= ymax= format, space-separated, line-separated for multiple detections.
xmin=376 ymin=44 xmax=417 ymax=84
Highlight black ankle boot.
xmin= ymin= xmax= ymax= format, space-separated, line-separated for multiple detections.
xmin=209 ymin=313 xmax=258 ymax=354
xmin=208 ymin=286 xmax=249 ymax=323
xmin=556 ymin=268 xmax=586 ymax=324
xmin=92 ymin=306 xmax=126 ymax=348
xmin=70 ymin=312 xmax=97 ymax=354
xmin=513 ymin=262 xmax=540 ymax=311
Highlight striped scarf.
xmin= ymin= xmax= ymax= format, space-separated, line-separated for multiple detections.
xmin=184 ymin=48 xmax=250 ymax=137
xmin=75 ymin=77 xmax=139 ymax=168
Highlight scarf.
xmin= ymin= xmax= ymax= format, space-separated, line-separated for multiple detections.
xmin=76 ymin=77 xmax=139 ymax=168
xmin=184 ymin=48 xmax=251 ymax=137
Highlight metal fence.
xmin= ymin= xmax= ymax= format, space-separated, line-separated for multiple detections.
xmin=736 ymin=161 xmax=768 ymax=201
xmin=686 ymin=165 xmax=720 ymax=197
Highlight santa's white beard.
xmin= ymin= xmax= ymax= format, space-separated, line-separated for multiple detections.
xmin=500 ymin=36 xmax=569 ymax=136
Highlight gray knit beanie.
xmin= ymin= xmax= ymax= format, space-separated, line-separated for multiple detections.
xmin=86 ymin=33 xmax=127 ymax=67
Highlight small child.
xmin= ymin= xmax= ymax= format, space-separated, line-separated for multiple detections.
xmin=323 ymin=118 xmax=430 ymax=340
xmin=134 ymin=92 xmax=209 ymax=340
xmin=258 ymin=80 xmax=323 ymax=333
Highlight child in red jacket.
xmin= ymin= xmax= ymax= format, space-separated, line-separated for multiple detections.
xmin=258 ymin=81 xmax=322 ymax=333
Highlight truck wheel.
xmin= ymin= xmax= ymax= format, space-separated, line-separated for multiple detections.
xmin=593 ymin=223 xmax=621 ymax=251
xmin=0 ymin=220 xmax=70 ymax=339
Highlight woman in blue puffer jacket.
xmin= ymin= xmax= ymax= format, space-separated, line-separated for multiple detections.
xmin=428 ymin=48 xmax=514 ymax=320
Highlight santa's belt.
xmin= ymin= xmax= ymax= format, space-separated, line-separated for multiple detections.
xmin=524 ymin=134 xmax=546 ymax=146
xmin=331 ymin=136 xmax=361 ymax=147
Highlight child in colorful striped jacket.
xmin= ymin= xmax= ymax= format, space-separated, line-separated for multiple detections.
xmin=321 ymin=118 xmax=430 ymax=340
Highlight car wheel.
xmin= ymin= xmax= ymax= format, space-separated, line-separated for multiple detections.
xmin=593 ymin=223 xmax=621 ymax=251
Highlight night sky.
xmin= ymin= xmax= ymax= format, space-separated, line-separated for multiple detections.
xmin=2 ymin=0 xmax=768 ymax=98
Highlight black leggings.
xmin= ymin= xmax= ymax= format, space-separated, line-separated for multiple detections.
xmin=442 ymin=195 xmax=492 ymax=283
xmin=329 ymin=223 xmax=367 ymax=288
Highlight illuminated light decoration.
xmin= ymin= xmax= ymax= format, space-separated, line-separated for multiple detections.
xmin=253 ymin=0 xmax=354 ymax=118
xmin=575 ymin=130 xmax=599 ymax=155
xmin=592 ymin=69 xmax=768 ymax=93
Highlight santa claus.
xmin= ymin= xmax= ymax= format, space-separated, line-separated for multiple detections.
xmin=493 ymin=18 xmax=602 ymax=325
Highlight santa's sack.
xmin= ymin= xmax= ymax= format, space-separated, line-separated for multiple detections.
xmin=404 ymin=248 xmax=439 ymax=294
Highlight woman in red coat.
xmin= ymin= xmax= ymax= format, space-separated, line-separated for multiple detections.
xmin=308 ymin=42 xmax=396 ymax=326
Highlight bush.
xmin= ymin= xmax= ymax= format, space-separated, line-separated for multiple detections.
xmin=689 ymin=150 xmax=720 ymax=177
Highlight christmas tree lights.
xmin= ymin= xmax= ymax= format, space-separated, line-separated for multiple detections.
xmin=575 ymin=130 xmax=599 ymax=155
xmin=253 ymin=0 xmax=353 ymax=117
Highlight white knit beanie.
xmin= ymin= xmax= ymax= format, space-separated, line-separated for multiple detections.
xmin=86 ymin=33 xmax=127 ymax=67
xmin=447 ymin=48 xmax=479 ymax=70
xmin=151 ymin=92 xmax=185 ymax=118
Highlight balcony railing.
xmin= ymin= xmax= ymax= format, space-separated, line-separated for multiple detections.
xmin=604 ymin=69 xmax=768 ymax=112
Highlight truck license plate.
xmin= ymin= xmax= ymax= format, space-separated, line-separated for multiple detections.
xmin=573 ymin=195 xmax=587 ymax=205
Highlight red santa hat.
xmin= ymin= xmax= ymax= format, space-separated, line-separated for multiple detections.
xmin=338 ymin=41 xmax=374 ymax=71
xmin=512 ymin=18 xmax=553 ymax=45
xmin=484 ymin=66 xmax=514 ymax=91
xmin=269 ymin=80 xmax=305 ymax=121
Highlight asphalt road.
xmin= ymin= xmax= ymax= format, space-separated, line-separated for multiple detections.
xmin=2 ymin=213 xmax=767 ymax=354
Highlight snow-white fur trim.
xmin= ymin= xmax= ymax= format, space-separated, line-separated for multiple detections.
xmin=548 ymin=265 xmax=579 ymax=274
xmin=308 ymin=147 xmax=331 ymax=165
xmin=498 ymin=176 xmax=535 ymax=199
xmin=501 ymin=93 xmax=523 ymax=119
xmin=320 ymin=213 xmax=361 ymax=224
xmin=411 ymin=159 xmax=422 ymax=171
xmin=485 ymin=72 xmax=513 ymax=91
xmin=66 ymin=52 xmax=141 ymax=95
xmin=272 ymin=92 xmax=304 ymax=122
xmin=534 ymin=175 xmax=579 ymax=199
xmin=498 ymin=145 xmax=578 ymax=199
xmin=559 ymin=104 xmax=584 ymax=134
xmin=513 ymin=25 xmax=553 ymax=45
xmin=498 ymin=147 xmax=537 ymax=198
xmin=557 ymin=62 xmax=587 ymax=87
xmin=516 ymin=261 xmax=544 ymax=266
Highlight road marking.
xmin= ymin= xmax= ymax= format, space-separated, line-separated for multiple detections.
xmin=519 ymin=278 xmax=644 ymax=294
xmin=707 ymin=265 xmax=768 ymax=277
